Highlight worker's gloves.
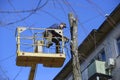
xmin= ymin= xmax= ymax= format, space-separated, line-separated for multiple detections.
xmin=63 ymin=36 xmax=69 ymax=43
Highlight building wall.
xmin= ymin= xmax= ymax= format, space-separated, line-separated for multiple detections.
xmin=83 ymin=23 xmax=120 ymax=80
xmin=107 ymin=23 xmax=120 ymax=80
xmin=65 ymin=22 xmax=120 ymax=80
xmin=65 ymin=72 xmax=73 ymax=80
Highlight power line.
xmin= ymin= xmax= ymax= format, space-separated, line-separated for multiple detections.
xmin=62 ymin=0 xmax=99 ymax=60
xmin=0 ymin=54 xmax=15 ymax=62
xmin=63 ymin=1 xmax=96 ymax=52
xmin=55 ymin=0 xmax=67 ymax=17
xmin=62 ymin=0 xmax=93 ymax=42
xmin=52 ymin=0 xmax=56 ymax=8
xmin=4 ymin=13 xmax=33 ymax=26
xmin=2 ymin=0 xmax=49 ymax=26
xmin=0 ymin=0 xmax=48 ymax=14
xmin=13 ymin=68 xmax=22 ymax=80
xmin=7 ymin=0 xmax=29 ymax=27
xmin=40 ymin=9 xmax=62 ymax=22
xmin=86 ymin=0 xmax=117 ymax=28
xmin=64 ymin=43 xmax=71 ymax=59
xmin=0 ymin=65 xmax=9 ymax=80
xmin=62 ymin=0 xmax=78 ymax=17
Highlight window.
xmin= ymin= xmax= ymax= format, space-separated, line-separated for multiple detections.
xmin=117 ymin=37 xmax=120 ymax=55
xmin=94 ymin=49 xmax=106 ymax=61
xmin=100 ymin=50 xmax=106 ymax=61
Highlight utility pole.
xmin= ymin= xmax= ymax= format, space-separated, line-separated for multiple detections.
xmin=68 ymin=13 xmax=82 ymax=80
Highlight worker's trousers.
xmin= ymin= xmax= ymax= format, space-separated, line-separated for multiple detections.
xmin=43 ymin=31 xmax=61 ymax=53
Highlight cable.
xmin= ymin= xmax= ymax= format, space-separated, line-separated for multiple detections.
xmin=62 ymin=0 xmax=117 ymax=52
xmin=40 ymin=9 xmax=62 ymax=22
xmin=64 ymin=40 xmax=87 ymax=61
xmin=62 ymin=0 xmax=95 ymax=52
xmin=76 ymin=6 xmax=119 ymax=53
xmin=81 ymin=4 xmax=118 ymax=24
xmin=58 ymin=0 xmax=100 ymax=64
xmin=64 ymin=44 xmax=71 ymax=59
xmin=55 ymin=0 xmax=67 ymax=17
xmin=62 ymin=0 xmax=73 ymax=12
xmin=52 ymin=0 xmax=56 ymax=8
xmin=62 ymin=0 xmax=78 ymax=18
xmin=13 ymin=67 xmax=22 ymax=80
xmin=7 ymin=0 xmax=29 ymax=26
xmin=5 ymin=13 xmax=33 ymax=26
xmin=3 ymin=0 xmax=49 ymax=26
xmin=0 ymin=65 xmax=9 ymax=80
xmin=0 ymin=0 xmax=48 ymax=14
xmin=0 ymin=26 xmax=16 ymax=66
xmin=86 ymin=0 xmax=117 ymax=28
xmin=63 ymin=0 xmax=92 ymax=37
xmin=36 ymin=0 xmax=42 ymax=9
xmin=0 ymin=54 xmax=15 ymax=62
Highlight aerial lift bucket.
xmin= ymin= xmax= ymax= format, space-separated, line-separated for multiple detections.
xmin=16 ymin=27 xmax=66 ymax=67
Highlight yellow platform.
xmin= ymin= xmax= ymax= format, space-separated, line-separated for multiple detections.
xmin=16 ymin=51 xmax=66 ymax=67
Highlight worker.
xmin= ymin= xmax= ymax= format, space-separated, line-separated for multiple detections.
xmin=43 ymin=23 xmax=69 ymax=53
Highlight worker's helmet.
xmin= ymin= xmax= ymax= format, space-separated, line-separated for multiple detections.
xmin=60 ymin=22 xmax=66 ymax=28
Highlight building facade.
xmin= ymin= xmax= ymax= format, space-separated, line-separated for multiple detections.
xmin=54 ymin=4 xmax=120 ymax=80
